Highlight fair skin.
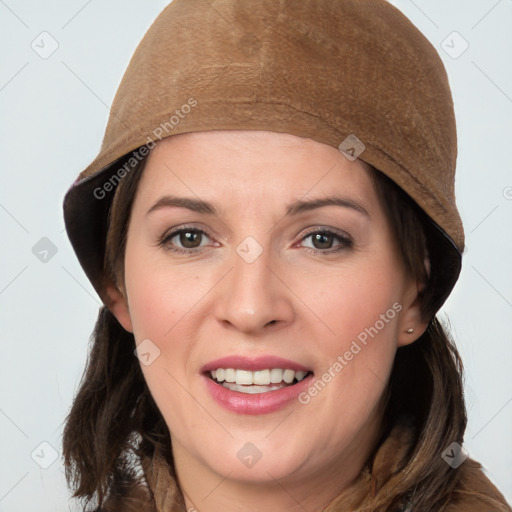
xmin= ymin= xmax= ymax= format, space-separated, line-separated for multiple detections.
xmin=107 ymin=130 xmax=427 ymax=512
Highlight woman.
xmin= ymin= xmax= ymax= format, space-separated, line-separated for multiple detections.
xmin=62 ymin=0 xmax=511 ymax=511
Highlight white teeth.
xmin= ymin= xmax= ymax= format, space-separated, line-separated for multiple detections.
xmin=235 ymin=369 xmax=253 ymax=385
xmin=209 ymin=368 xmax=310 ymax=387
xmin=295 ymin=370 xmax=307 ymax=381
xmin=224 ymin=368 xmax=236 ymax=383
xmin=222 ymin=382 xmax=285 ymax=394
xmin=270 ymin=368 xmax=283 ymax=383
xmin=253 ymin=369 xmax=271 ymax=385
xmin=283 ymin=369 xmax=295 ymax=384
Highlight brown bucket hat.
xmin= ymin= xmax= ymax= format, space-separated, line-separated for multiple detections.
xmin=63 ymin=0 xmax=464 ymax=313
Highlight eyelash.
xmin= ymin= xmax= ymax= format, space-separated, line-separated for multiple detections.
xmin=158 ymin=225 xmax=354 ymax=255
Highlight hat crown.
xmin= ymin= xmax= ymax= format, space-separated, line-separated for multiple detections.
xmin=65 ymin=0 xmax=463 ymax=310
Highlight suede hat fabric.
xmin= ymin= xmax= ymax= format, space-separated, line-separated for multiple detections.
xmin=63 ymin=0 xmax=464 ymax=311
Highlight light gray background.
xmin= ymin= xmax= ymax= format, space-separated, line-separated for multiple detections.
xmin=0 ymin=1 xmax=511 ymax=510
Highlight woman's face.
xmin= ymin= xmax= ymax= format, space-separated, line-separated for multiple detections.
xmin=112 ymin=130 xmax=424 ymax=496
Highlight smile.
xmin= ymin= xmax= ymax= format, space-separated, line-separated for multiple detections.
xmin=209 ymin=368 xmax=311 ymax=394
xmin=201 ymin=355 xmax=314 ymax=414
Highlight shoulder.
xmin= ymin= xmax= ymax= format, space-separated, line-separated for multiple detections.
xmin=446 ymin=457 xmax=511 ymax=512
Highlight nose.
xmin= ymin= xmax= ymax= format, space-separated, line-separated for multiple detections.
xmin=213 ymin=241 xmax=295 ymax=334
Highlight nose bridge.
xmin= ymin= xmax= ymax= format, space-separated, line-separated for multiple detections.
xmin=213 ymin=235 xmax=293 ymax=332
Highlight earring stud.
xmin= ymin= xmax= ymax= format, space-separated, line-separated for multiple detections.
xmin=406 ymin=328 xmax=414 ymax=334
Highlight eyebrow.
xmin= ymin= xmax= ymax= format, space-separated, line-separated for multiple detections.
xmin=146 ymin=194 xmax=370 ymax=218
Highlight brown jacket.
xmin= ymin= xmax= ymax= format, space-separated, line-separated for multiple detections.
xmin=98 ymin=423 xmax=511 ymax=512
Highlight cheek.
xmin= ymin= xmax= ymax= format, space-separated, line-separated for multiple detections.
xmin=296 ymin=259 xmax=403 ymax=416
xmin=123 ymin=236 xmax=197 ymax=340
xmin=124 ymin=258 xmax=201 ymax=432
xmin=305 ymin=259 xmax=403 ymax=350
xmin=123 ymin=247 xmax=206 ymax=388
xmin=126 ymin=276 xmax=179 ymax=339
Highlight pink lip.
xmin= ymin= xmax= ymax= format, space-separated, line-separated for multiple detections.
xmin=201 ymin=355 xmax=311 ymax=373
xmin=202 ymin=373 xmax=314 ymax=415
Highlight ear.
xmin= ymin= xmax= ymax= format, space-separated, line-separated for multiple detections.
xmin=104 ymin=283 xmax=133 ymax=333
xmin=396 ymin=273 xmax=429 ymax=348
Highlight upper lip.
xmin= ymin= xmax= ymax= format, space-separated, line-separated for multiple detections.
xmin=201 ymin=355 xmax=312 ymax=373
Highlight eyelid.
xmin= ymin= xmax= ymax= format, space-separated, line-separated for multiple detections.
xmin=299 ymin=226 xmax=351 ymax=239
xmin=161 ymin=225 xmax=211 ymax=241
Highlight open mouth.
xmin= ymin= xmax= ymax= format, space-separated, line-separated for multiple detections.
xmin=207 ymin=368 xmax=313 ymax=394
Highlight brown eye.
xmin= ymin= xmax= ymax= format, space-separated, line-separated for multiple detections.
xmin=301 ymin=230 xmax=353 ymax=253
xmin=311 ymin=232 xmax=335 ymax=249
xmin=179 ymin=230 xmax=203 ymax=248
xmin=160 ymin=227 xmax=212 ymax=253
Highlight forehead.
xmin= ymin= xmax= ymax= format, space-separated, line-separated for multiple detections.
xmin=135 ymin=130 xmax=379 ymax=212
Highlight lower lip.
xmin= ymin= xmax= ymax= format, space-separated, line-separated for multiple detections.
xmin=202 ymin=374 xmax=314 ymax=415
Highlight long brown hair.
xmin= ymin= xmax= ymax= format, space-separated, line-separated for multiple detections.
xmin=63 ymin=147 xmax=477 ymax=511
